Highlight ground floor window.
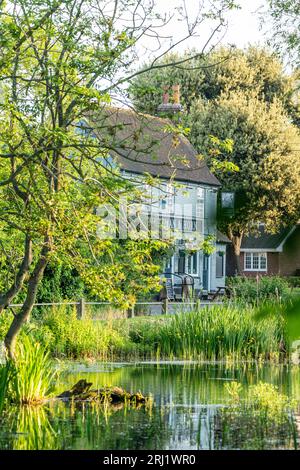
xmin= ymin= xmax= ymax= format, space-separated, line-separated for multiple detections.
xmin=216 ymin=251 xmax=224 ymax=278
xmin=186 ymin=252 xmax=198 ymax=275
xmin=244 ymin=252 xmax=267 ymax=271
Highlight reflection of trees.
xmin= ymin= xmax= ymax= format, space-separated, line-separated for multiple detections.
xmin=0 ymin=363 xmax=299 ymax=450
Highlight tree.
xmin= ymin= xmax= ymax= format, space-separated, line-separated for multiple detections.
xmin=130 ymin=46 xmax=297 ymax=118
xmin=0 ymin=0 xmax=237 ymax=357
xmin=130 ymin=46 xmax=300 ymax=273
xmin=188 ymin=91 xmax=300 ymax=272
xmin=264 ymin=0 xmax=300 ymax=67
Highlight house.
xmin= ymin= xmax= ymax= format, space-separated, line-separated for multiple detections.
xmin=84 ymin=105 xmax=227 ymax=296
xmin=226 ymin=223 xmax=300 ymax=277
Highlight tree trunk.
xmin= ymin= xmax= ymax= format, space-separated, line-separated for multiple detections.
xmin=0 ymin=235 xmax=32 ymax=315
xmin=232 ymin=235 xmax=243 ymax=276
xmin=4 ymin=242 xmax=50 ymax=360
xmin=228 ymin=229 xmax=243 ymax=276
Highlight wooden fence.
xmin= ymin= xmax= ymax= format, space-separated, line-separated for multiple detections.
xmin=7 ymin=298 xmax=222 ymax=319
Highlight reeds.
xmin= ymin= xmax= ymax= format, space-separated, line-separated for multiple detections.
xmin=157 ymin=304 xmax=285 ymax=361
xmin=10 ymin=336 xmax=57 ymax=405
xmin=0 ymin=363 xmax=10 ymax=414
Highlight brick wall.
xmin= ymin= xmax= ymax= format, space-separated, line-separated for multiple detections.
xmin=226 ymin=226 xmax=300 ymax=277
xmin=238 ymin=252 xmax=279 ymax=277
xmin=279 ymin=226 xmax=300 ymax=276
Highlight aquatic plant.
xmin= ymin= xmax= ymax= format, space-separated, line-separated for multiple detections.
xmin=218 ymin=380 xmax=300 ymax=449
xmin=157 ymin=304 xmax=285 ymax=361
xmin=0 ymin=363 xmax=10 ymax=414
xmin=10 ymin=336 xmax=58 ymax=404
xmin=225 ymin=381 xmax=243 ymax=402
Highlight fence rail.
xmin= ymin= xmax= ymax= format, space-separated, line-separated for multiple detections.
xmin=7 ymin=298 xmax=222 ymax=318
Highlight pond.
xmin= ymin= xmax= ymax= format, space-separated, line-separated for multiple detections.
xmin=0 ymin=362 xmax=300 ymax=450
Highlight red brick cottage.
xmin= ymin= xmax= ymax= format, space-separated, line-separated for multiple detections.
xmin=226 ymin=223 xmax=300 ymax=277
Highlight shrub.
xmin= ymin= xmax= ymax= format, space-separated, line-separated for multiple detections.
xmin=31 ymin=306 xmax=128 ymax=359
xmin=285 ymin=277 xmax=300 ymax=289
xmin=227 ymin=276 xmax=290 ymax=303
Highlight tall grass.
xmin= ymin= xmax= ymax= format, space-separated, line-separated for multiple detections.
xmin=11 ymin=336 xmax=57 ymax=404
xmin=157 ymin=304 xmax=286 ymax=361
xmin=23 ymin=303 xmax=289 ymax=362
xmin=30 ymin=306 xmax=132 ymax=359
xmin=0 ymin=363 xmax=10 ymax=414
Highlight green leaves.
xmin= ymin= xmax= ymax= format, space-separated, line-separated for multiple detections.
xmin=255 ymin=297 xmax=300 ymax=343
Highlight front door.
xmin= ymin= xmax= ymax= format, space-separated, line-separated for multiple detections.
xmin=203 ymin=255 xmax=209 ymax=290
xmin=178 ymin=250 xmax=186 ymax=274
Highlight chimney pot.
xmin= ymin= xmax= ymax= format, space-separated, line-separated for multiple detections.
xmin=157 ymin=84 xmax=182 ymax=115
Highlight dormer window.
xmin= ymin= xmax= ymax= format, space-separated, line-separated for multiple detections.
xmin=221 ymin=192 xmax=234 ymax=209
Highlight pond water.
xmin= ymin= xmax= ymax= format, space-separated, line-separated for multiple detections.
xmin=1 ymin=362 xmax=300 ymax=450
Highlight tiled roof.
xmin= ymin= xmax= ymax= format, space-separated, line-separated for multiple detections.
xmin=89 ymin=107 xmax=221 ymax=186
xmin=241 ymin=225 xmax=296 ymax=250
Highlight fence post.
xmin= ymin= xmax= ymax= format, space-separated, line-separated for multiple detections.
xmin=127 ymin=305 xmax=135 ymax=318
xmin=77 ymin=298 xmax=85 ymax=319
xmin=162 ymin=298 xmax=168 ymax=315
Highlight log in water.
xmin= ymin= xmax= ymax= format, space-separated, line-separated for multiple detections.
xmin=57 ymin=379 xmax=147 ymax=404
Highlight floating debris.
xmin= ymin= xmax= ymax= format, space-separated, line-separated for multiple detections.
xmin=57 ymin=379 xmax=147 ymax=404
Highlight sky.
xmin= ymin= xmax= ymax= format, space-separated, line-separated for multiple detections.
xmin=137 ymin=0 xmax=267 ymax=60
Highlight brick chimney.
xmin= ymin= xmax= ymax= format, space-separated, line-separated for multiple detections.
xmin=157 ymin=84 xmax=183 ymax=114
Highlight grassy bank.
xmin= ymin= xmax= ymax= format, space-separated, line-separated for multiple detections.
xmin=0 ymin=302 xmax=287 ymax=362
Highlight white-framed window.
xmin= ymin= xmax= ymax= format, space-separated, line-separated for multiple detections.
xmin=186 ymin=253 xmax=198 ymax=275
xmin=196 ymin=187 xmax=205 ymax=219
xmin=244 ymin=252 xmax=267 ymax=271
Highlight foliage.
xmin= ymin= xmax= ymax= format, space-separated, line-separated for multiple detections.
xmin=224 ymin=381 xmax=242 ymax=402
xmin=17 ymin=302 xmax=288 ymax=361
xmin=0 ymin=363 xmax=10 ymax=414
xmin=219 ymin=380 xmax=299 ymax=449
xmin=256 ymin=296 xmax=300 ymax=343
xmin=130 ymin=47 xmax=296 ymax=117
xmin=156 ymin=305 xmax=285 ymax=361
xmin=225 ymin=380 xmax=297 ymax=416
xmin=36 ymin=264 xmax=85 ymax=303
xmin=0 ymin=0 xmax=240 ymax=355
xmin=265 ymin=0 xmax=300 ymax=68
xmin=285 ymin=277 xmax=300 ymax=288
xmin=227 ymin=276 xmax=290 ymax=304
xmin=10 ymin=336 xmax=58 ymax=404
xmin=30 ymin=306 xmax=131 ymax=359
xmin=190 ymin=91 xmax=300 ymax=234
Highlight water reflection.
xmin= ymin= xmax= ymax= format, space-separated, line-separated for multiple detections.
xmin=0 ymin=363 xmax=299 ymax=450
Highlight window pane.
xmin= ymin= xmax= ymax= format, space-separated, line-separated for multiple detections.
xmin=187 ymin=255 xmax=192 ymax=274
xmin=260 ymin=253 xmax=267 ymax=270
xmin=216 ymin=252 xmax=224 ymax=278
xmin=193 ymin=253 xmax=198 ymax=274
xmin=221 ymin=192 xmax=234 ymax=208
xmin=253 ymin=254 xmax=259 ymax=270
xmin=245 ymin=253 xmax=252 ymax=270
